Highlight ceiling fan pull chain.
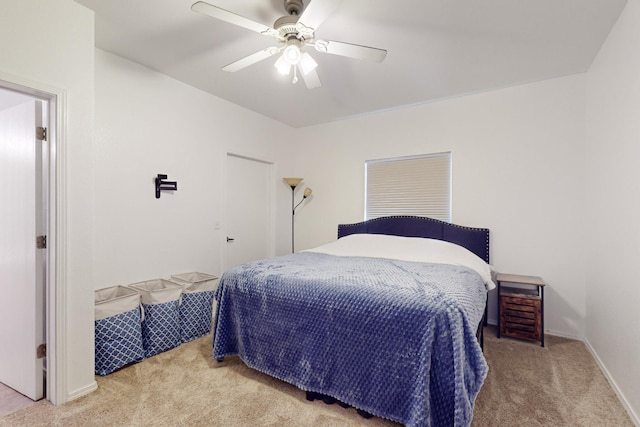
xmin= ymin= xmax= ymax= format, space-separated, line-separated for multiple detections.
xmin=292 ymin=65 xmax=299 ymax=84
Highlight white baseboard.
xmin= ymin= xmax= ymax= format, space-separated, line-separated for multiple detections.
xmin=583 ymin=338 xmax=640 ymax=426
xmin=544 ymin=329 xmax=582 ymax=341
xmin=66 ymin=381 xmax=98 ymax=402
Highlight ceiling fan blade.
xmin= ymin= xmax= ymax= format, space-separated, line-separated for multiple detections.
xmin=192 ymin=1 xmax=275 ymax=36
xmin=222 ymin=47 xmax=280 ymax=72
xmin=296 ymin=0 xmax=342 ymax=35
xmin=300 ymin=67 xmax=322 ymax=89
xmin=313 ymin=39 xmax=387 ymax=63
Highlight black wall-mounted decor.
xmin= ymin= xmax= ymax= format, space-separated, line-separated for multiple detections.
xmin=155 ymin=174 xmax=177 ymax=199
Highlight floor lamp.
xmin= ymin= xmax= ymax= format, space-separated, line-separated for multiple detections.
xmin=283 ymin=177 xmax=313 ymax=253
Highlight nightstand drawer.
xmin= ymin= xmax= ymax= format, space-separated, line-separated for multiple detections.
xmin=499 ymin=295 xmax=542 ymax=341
xmin=502 ymin=295 xmax=539 ymax=309
xmin=503 ymin=325 xmax=539 ymax=341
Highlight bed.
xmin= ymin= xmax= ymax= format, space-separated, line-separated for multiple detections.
xmin=212 ymin=215 xmax=494 ymax=427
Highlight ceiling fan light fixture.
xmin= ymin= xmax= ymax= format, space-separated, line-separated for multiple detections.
xmin=299 ymin=52 xmax=318 ymax=75
xmin=274 ymin=54 xmax=292 ymax=75
xmin=282 ymin=43 xmax=302 ymax=65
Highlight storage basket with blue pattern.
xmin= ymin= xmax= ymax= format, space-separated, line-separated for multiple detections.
xmin=128 ymin=279 xmax=183 ymax=357
xmin=170 ymin=272 xmax=218 ymax=342
xmin=94 ymin=286 xmax=145 ymax=376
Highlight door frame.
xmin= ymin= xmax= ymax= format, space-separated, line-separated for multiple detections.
xmin=0 ymin=72 xmax=68 ymax=405
xmin=222 ymin=152 xmax=276 ymax=271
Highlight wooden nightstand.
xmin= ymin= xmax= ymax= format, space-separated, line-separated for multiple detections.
xmin=496 ymin=273 xmax=545 ymax=347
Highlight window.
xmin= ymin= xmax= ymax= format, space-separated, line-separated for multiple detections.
xmin=365 ymin=152 xmax=451 ymax=222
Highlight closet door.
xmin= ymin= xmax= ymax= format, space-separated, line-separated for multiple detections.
xmin=224 ymin=154 xmax=273 ymax=270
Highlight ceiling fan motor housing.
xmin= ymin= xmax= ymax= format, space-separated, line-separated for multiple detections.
xmin=273 ymin=14 xmax=309 ymax=42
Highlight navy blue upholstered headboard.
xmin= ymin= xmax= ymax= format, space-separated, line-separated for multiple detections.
xmin=337 ymin=216 xmax=490 ymax=263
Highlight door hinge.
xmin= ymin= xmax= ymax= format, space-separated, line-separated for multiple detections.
xmin=36 ymin=126 xmax=47 ymax=141
xmin=37 ymin=343 xmax=46 ymax=359
xmin=36 ymin=235 xmax=47 ymax=249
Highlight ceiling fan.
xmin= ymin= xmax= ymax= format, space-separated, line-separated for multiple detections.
xmin=191 ymin=0 xmax=387 ymax=89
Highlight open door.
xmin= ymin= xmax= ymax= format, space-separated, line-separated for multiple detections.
xmin=0 ymin=99 xmax=45 ymax=401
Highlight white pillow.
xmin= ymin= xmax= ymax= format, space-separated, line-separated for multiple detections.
xmin=304 ymin=234 xmax=496 ymax=290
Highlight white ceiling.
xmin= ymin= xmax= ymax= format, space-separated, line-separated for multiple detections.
xmin=75 ymin=0 xmax=627 ymax=128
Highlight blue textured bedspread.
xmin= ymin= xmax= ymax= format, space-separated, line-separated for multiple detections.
xmin=213 ymin=252 xmax=488 ymax=427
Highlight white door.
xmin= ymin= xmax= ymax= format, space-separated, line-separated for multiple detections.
xmin=225 ymin=154 xmax=272 ymax=270
xmin=0 ymin=99 xmax=45 ymax=400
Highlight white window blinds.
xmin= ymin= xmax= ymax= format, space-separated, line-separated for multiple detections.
xmin=365 ymin=152 xmax=451 ymax=222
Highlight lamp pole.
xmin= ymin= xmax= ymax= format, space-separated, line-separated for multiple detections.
xmin=283 ymin=178 xmax=312 ymax=254
xmin=292 ymin=187 xmax=312 ymax=252
xmin=290 ymin=184 xmax=296 ymax=253
xmin=283 ymin=178 xmax=303 ymax=253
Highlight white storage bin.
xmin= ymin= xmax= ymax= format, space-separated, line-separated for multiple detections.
xmin=170 ymin=272 xmax=218 ymax=342
xmin=94 ymin=286 xmax=144 ymax=375
xmin=129 ymin=279 xmax=183 ymax=357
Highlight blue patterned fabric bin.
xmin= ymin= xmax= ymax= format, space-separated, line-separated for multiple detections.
xmin=179 ymin=290 xmax=215 ymax=342
xmin=170 ymin=272 xmax=218 ymax=342
xmin=129 ymin=279 xmax=183 ymax=357
xmin=139 ymin=300 xmax=181 ymax=356
xmin=94 ymin=286 xmax=144 ymax=376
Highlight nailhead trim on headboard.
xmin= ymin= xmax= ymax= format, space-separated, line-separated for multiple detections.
xmin=337 ymin=215 xmax=490 ymax=263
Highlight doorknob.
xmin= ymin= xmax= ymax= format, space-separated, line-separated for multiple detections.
xmin=226 ymin=237 xmax=235 ymax=242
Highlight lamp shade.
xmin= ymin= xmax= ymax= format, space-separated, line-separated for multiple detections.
xmin=282 ymin=44 xmax=301 ymax=65
xmin=299 ymin=52 xmax=318 ymax=75
xmin=283 ymin=177 xmax=303 ymax=188
xmin=274 ymin=55 xmax=292 ymax=75
xmin=303 ymin=187 xmax=312 ymax=198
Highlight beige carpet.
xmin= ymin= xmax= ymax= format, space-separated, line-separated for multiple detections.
xmin=0 ymin=327 xmax=633 ymax=426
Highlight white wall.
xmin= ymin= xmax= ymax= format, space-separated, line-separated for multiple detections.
xmin=0 ymin=0 xmax=95 ymax=402
xmin=293 ymin=75 xmax=587 ymax=337
xmin=93 ymin=49 xmax=296 ymax=288
xmin=0 ymin=87 xmax=32 ymax=110
xmin=585 ymin=0 xmax=640 ymax=421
